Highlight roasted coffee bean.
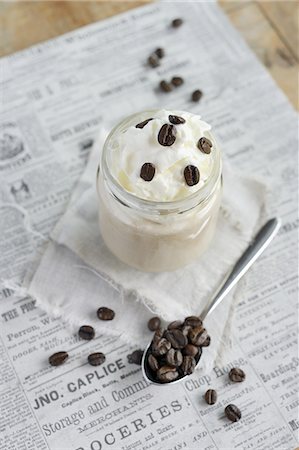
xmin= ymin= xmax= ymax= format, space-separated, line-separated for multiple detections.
xmin=148 ymin=354 xmax=159 ymax=371
xmin=183 ymin=344 xmax=200 ymax=357
xmin=184 ymin=165 xmax=200 ymax=186
xmin=88 ymin=352 xmax=106 ymax=366
xmin=198 ymin=137 xmax=212 ymax=154
xmin=78 ymin=325 xmax=95 ymax=341
xmin=172 ymin=18 xmax=183 ymax=28
xmin=229 ymin=367 xmax=246 ymax=382
xmin=181 ymin=324 xmax=192 ymax=337
xmin=148 ymin=316 xmax=161 ymax=331
xmin=191 ymin=89 xmax=203 ymax=102
xmin=127 ymin=349 xmax=144 ymax=365
xmin=158 ymin=123 xmax=176 ymax=146
xmin=160 ymin=80 xmax=173 ymax=93
xmin=164 ymin=329 xmax=187 ymax=349
xmin=205 ymin=389 xmax=217 ymax=405
xmin=148 ymin=55 xmax=160 ymax=68
xmin=140 ymin=163 xmax=156 ymax=182
xmin=49 ymin=351 xmax=68 ymax=367
xmin=167 ymin=320 xmax=183 ymax=330
xmin=155 ymin=47 xmax=165 ymax=59
xmin=225 ymin=404 xmax=242 ymax=422
xmin=201 ymin=335 xmax=211 ymax=347
xmin=171 ymin=76 xmax=184 ymax=87
xmin=97 ymin=307 xmax=115 ymax=321
xmin=166 ymin=348 xmax=183 ymax=367
xmin=152 ymin=338 xmax=171 ymax=356
xmin=136 ymin=118 xmax=154 ymax=129
xmin=168 ymin=115 xmax=185 ymax=125
xmin=188 ymin=326 xmax=208 ymax=346
xmin=184 ymin=316 xmax=202 ymax=328
xmin=157 ymin=365 xmax=179 ymax=382
xmin=180 ymin=356 xmax=196 ymax=375
xmin=153 ymin=328 xmax=164 ymax=342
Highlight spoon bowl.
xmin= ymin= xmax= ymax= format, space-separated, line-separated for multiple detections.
xmin=142 ymin=339 xmax=203 ymax=385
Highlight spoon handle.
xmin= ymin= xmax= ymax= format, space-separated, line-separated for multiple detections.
xmin=200 ymin=217 xmax=281 ymax=320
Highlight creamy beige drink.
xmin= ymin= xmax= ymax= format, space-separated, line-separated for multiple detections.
xmin=97 ymin=109 xmax=222 ymax=272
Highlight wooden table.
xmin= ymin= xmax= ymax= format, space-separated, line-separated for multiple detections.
xmin=0 ymin=1 xmax=298 ymax=110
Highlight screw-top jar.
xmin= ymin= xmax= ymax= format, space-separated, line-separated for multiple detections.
xmin=97 ymin=110 xmax=222 ymax=272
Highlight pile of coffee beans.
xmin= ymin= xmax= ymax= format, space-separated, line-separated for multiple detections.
xmin=145 ymin=315 xmax=210 ymax=383
xmin=48 ymin=306 xmax=116 ymax=368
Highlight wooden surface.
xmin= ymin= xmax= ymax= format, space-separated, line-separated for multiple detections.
xmin=0 ymin=1 xmax=298 ymax=110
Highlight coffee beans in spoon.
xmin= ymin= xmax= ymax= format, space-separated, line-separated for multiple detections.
xmin=145 ymin=315 xmax=210 ymax=383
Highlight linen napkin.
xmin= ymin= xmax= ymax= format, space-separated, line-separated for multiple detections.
xmin=26 ymin=131 xmax=267 ymax=369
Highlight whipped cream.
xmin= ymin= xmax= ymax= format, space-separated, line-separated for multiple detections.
xmin=106 ymin=109 xmax=217 ymax=202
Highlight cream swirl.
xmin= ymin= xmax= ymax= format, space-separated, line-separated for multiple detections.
xmin=106 ymin=109 xmax=217 ymax=202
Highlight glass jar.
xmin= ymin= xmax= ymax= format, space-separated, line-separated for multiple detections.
xmin=97 ymin=111 xmax=222 ymax=272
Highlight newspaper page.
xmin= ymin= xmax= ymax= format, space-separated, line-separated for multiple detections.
xmin=0 ymin=2 xmax=298 ymax=449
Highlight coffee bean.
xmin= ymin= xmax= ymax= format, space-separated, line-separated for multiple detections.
xmin=152 ymin=338 xmax=171 ymax=356
xmin=148 ymin=55 xmax=160 ymax=68
xmin=148 ymin=316 xmax=161 ymax=331
xmin=153 ymin=328 xmax=164 ymax=342
xmin=181 ymin=324 xmax=192 ymax=337
xmin=198 ymin=137 xmax=212 ymax=154
xmin=191 ymin=89 xmax=203 ymax=102
xmin=140 ymin=163 xmax=156 ymax=182
xmin=157 ymin=365 xmax=179 ymax=382
xmin=97 ymin=307 xmax=115 ymax=321
xmin=171 ymin=76 xmax=184 ymax=87
xmin=201 ymin=335 xmax=211 ymax=347
xmin=229 ymin=367 xmax=246 ymax=382
xmin=205 ymin=389 xmax=217 ymax=405
xmin=225 ymin=404 xmax=242 ymax=422
xmin=188 ymin=326 xmax=208 ymax=346
xmin=172 ymin=18 xmax=183 ymax=28
xmin=148 ymin=354 xmax=159 ymax=371
xmin=180 ymin=356 xmax=196 ymax=375
xmin=160 ymin=80 xmax=173 ymax=93
xmin=184 ymin=316 xmax=202 ymax=328
xmin=184 ymin=165 xmax=200 ymax=186
xmin=136 ymin=118 xmax=153 ymax=129
xmin=155 ymin=47 xmax=165 ymax=59
xmin=183 ymin=344 xmax=200 ymax=357
xmin=127 ymin=349 xmax=144 ymax=365
xmin=167 ymin=320 xmax=183 ymax=330
xmin=158 ymin=124 xmax=176 ymax=146
xmin=168 ymin=115 xmax=186 ymax=125
xmin=78 ymin=325 xmax=95 ymax=341
xmin=49 ymin=351 xmax=68 ymax=367
xmin=88 ymin=352 xmax=106 ymax=366
xmin=164 ymin=329 xmax=187 ymax=349
xmin=166 ymin=348 xmax=183 ymax=367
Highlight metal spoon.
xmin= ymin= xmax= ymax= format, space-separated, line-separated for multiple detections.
xmin=142 ymin=217 xmax=281 ymax=385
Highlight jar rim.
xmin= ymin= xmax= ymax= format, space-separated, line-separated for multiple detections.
xmin=99 ymin=110 xmax=222 ymax=214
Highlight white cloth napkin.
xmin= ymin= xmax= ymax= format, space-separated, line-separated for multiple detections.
xmin=26 ymin=131 xmax=267 ymax=370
